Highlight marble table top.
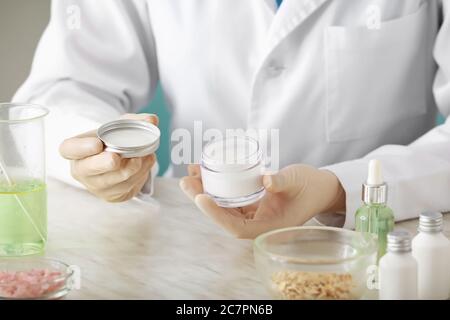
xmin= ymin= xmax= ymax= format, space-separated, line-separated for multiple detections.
xmin=43 ymin=178 xmax=450 ymax=299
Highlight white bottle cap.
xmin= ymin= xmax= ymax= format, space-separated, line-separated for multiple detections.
xmin=367 ymin=159 xmax=383 ymax=185
xmin=419 ymin=212 xmax=443 ymax=233
xmin=387 ymin=230 xmax=412 ymax=253
xmin=362 ymin=159 xmax=387 ymax=204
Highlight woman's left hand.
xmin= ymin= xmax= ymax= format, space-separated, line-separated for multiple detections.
xmin=179 ymin=164 xmax=346 ymax=239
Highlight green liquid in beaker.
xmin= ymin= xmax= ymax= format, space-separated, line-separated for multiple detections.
xmin=0 ymin=180 xmax=47 ymax=256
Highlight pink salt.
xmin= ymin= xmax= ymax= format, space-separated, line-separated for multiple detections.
xmin=0 ymin=269 xmax=64 ymax=299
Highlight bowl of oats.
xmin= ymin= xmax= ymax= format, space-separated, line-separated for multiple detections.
xmin=254 ymin=226 xmax=377 ymax=300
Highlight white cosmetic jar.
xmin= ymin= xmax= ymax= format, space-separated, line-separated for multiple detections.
xmin=200 ymin=136 xmax=265 ymax=208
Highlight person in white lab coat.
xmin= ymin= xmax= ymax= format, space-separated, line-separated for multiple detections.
xmin=13 ymin=0 xmax=450 ymax=238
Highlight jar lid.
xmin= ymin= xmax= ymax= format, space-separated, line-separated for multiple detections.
xmin=97 ymin=119 xmax=160 ymax=158
xmin=201 ymin=136 xmax=262 ymax=172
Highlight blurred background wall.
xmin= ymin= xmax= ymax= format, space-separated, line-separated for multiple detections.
xmin=0 ymin=0 xmax=171 ymax=175
xmin=0 ymin=0 xmax=50 ymax=102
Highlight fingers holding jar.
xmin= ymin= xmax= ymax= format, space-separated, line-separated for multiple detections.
xmin=180 ymin=140 xmax=347 ymax=239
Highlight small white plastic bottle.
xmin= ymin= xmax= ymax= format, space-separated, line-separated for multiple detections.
xmin=379 ymin=230 xmax=418 ymax=300
xmin=412 ymin=212 xmax=450 ymax=300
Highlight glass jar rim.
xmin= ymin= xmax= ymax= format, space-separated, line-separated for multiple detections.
xmin=254 ymin=226 xmax=377 ymax=265
xmin=201 ymin=135 xmax=262 ymax=171
xmin=0 ymin=103 xmax=49 ymax=123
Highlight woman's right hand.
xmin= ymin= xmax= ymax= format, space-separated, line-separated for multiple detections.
xmin=59 ymin=113 xmax=158 ymax=202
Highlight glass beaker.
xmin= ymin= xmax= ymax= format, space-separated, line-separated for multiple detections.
xmin=0 ymin=103 xmax=49 ymax=256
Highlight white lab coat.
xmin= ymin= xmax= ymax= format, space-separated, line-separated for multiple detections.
xmin=13 ymin=0 xmax=450 ymax=229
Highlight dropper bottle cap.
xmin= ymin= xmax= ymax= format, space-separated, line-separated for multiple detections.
xmin=362 ymin=159 xmax=388 ymax=205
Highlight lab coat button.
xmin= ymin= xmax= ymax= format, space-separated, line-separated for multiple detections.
xmin=266 ymin=63 xmax=285 ymax=78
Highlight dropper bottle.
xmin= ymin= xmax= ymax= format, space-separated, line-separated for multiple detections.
xmin=355 ymin=159 xmax=395 ymax=260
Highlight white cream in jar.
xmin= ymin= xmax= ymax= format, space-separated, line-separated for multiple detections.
xmin=200 ymin=136 xmax=265 ymax=207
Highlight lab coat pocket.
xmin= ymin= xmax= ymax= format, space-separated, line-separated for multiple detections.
xmin=325 ymin=3 xmax=431 ymax=142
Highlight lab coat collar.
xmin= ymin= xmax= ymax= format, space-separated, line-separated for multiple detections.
xmin=266 ymin=0 xmax=329 ymax=50
xmin=263 ymin=0 xmax=277 ymax=12
xmin=247 ymin=0 xmax=329 ymax=127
